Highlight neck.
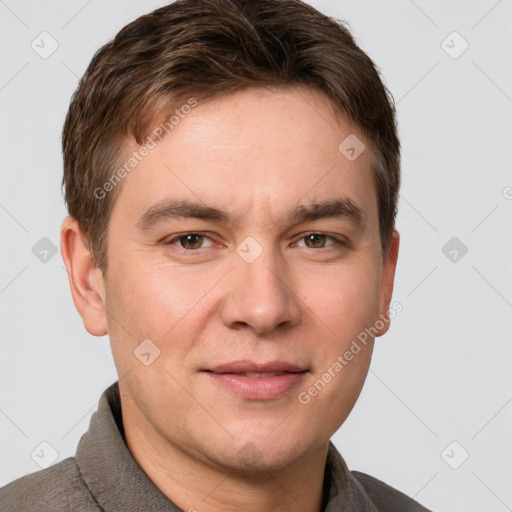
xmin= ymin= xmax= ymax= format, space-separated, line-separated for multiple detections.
xmin=122 ymin=398 xmax=329 ymax=512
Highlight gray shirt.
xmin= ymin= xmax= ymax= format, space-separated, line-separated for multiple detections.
xmin=0 ymin=382 xmax=431 ymax=511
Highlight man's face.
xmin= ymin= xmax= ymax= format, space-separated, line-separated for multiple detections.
xmin=101 ymin=86 xmax=398 ymax=472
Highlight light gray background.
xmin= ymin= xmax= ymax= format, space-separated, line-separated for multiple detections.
xmin=1 ymin=1 xmax=511 ymax=510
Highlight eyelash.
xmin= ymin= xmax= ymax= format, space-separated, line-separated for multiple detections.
xmin=165 ymin=232 xmax=346 ymax=253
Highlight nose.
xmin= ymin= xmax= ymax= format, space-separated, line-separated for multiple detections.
xmin=220 ymin=245 xmax=301 ymax=335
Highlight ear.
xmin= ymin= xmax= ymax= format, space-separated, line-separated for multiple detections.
xmin=60 ymin=217 xmax=108 ymax=336
xmin=375 ymin=230 xmax=400 ymax=337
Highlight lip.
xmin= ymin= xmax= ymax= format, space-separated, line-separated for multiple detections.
xmin=203 ymin=360 xmax=308 ymax=400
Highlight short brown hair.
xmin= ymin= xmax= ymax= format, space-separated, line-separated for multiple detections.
xmin=62 ymin=0 xmax=400 ymax=271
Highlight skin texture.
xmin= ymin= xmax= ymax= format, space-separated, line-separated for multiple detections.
xmin=61 ymin=86 xmax=399 ymax=512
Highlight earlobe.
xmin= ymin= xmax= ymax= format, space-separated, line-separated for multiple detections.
xmin=60 ymin=217 xmax=108 ymax=337
xmin=376 ymin=230 xmax=400 ymax=337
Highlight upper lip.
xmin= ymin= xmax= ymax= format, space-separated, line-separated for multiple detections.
xmin=206 ymin=360 xmax=307 ymax=374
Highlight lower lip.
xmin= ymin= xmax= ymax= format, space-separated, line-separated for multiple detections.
xmin=205 ymin=372 xmax=307 ymax=400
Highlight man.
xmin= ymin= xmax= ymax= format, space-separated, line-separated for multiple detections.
xmin=0 ymin=0 xmax=432 ymax=510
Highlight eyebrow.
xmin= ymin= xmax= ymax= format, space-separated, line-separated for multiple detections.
xmin=287 ymin=199 xmax=366 ymax=226
xmin=136 ymin=198 xmax=366 ymax=232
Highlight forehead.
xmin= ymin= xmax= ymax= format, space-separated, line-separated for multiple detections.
xmin=110 ymin=86 xmax=377 ymax=228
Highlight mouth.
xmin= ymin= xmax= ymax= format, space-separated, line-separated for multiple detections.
xmin=202 ymin=361 xmax=308 ymax=400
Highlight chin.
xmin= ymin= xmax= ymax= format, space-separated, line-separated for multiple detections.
xmin=203 ymin=433 xmax=312 ymax=475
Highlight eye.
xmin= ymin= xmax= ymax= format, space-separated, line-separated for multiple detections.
xmin=167 ymin=233 xmax=214 ymax=250
xmin=295 ymin=233 xmax=343 ymax=249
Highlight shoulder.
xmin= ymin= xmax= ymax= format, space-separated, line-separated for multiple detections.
xmin=0 ymin=457 xmax=98 ymax=512
xmin=352 ymin=471 xmax=432 ymax=512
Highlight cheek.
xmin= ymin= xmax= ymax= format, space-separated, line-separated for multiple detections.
xmin=300 ymin=258 xmax=382 ymax=342
xmin=104 ymin=258 xmax=226 ymax=371
xmin=104 ymin=264 xmax=206 ymax=397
